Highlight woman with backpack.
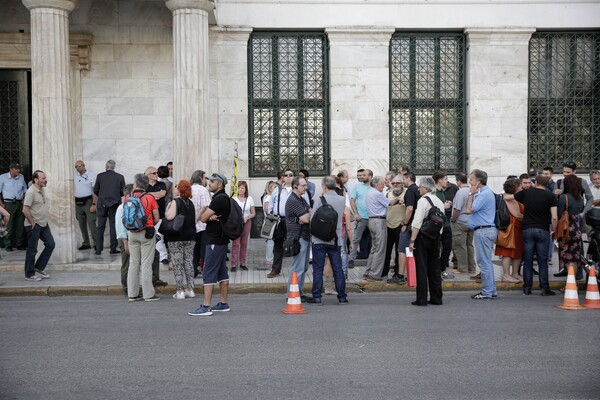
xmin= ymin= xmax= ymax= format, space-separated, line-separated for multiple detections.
xmin=230 ymin=181 xmax=256 ymax=272
xmin=494 ymin=179 xmax=524 ymax=283
xmin=163 ymin=180 xmax=197 ymax=299
xmin=556 ymin=174 xmax=585 ymax=276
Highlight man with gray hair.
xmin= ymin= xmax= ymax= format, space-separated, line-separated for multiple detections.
xmin=408 ymin=177 xmax=445 ymax=306
xmin=93 ymin=159 xmax=125 ymax=255
xmin=190 ymin=170 xmax=210 ymax=277
xmin=466 ymin=169 xmax=498 ymax=300
xmin=363 ymin=176 xmax=389 ymax=281
xmin=307 ymin=175 xmax=348 ymax=305
xmin=127 ymin=173 xmax=160 ymax=301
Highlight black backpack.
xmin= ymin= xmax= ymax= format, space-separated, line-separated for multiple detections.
xmin=219 ymin=193 xmax=244 ymax=240
xmin=310 ymin=196 xmax=338 ymax=242
xmin=494 ymin=193 xmax=510 ymax=231
xmin=419 ymin=196 xmax=445 ymax=239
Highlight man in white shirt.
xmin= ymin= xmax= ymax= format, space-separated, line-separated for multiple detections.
xmin=74 ymin=160 xmax=97 ymax=250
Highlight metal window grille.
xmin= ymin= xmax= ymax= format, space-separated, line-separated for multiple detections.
xmin=528 ymin=32 xmax=600 ymax=171
xmin=390 ymin=33 xmax=465 ymax=174
xmin=0 ymin=81 xmax=22 ymax=168
xmin=248 ymin=32 xmax=329 ymax=177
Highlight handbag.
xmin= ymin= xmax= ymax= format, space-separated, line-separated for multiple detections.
xmin=158 ymin=198 xmax=186 ymax=236
xmin=553 ymin=195 xmax=570 ymax=244
xmin=496 ymin=219 xmax=516 ymax=249
xmin=260 ymin=214 xmax=280 ymax=240
xmin=283 ymin=237 xmax=301 ymax=257
xmin=405 ymin=247 xmax=416 ymax=287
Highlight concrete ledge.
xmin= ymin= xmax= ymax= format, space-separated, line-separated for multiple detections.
xmin=0 ymin=280 xmax=588 ymax=297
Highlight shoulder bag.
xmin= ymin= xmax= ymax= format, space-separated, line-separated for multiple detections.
xmin=261 ymin=185 xmax=283 ymax=240
xmin=159 ymin=198 xmax=186 ymax=236
xmin=553 ymin=194 xmax=570 ymax=244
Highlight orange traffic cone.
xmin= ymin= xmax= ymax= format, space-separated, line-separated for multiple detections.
xmin=583 ymin=265 xmax=600 ymax=309
xmin=558 ymin=264 xmax=585 ymax=310
xmin=282 ymin=272 xmax=307 ymax=314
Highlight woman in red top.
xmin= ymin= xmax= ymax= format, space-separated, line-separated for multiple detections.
xmin=495 ymin=179 xmax=524 ymax=283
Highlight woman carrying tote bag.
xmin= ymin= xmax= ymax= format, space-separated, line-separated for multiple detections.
xmin=494 ymin=179 xmax=524 ymax=283
xmin=164 ymin=180 xmax=197 ymax=299
xmin=556 ymin=175 xmax=585 ymax=277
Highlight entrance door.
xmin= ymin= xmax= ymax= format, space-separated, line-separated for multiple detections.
xmin=0 ymin=70 xmax=31 ymax=179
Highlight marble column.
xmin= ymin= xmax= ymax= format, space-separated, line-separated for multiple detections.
xmin=326 ymin=27 xmax=395 ymax=174
xmin=165 ymin=0 xmax=214 ymax=183
xmin=23 ymin=0 xmax=78 ymax=265
xmin=465 ymin=27 xmax=535 ymax=182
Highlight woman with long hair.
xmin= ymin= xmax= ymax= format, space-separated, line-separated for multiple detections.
xmin=494 ymin=179 xmax=524 ymax=282
xmin=262 ymin=181 xmax=277 ymax=270
xmin=230 ymin=181 xmax=256 ymax=272
xmin=557 ymin=174 xmax=584 ymax=274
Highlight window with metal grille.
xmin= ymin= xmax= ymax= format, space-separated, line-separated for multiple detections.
xmin=529 ymin=32 xmax=600 ymax=172
xmin=390 ymin=33 xmax=465 ymax=175
xmin=248 ymin=32 xmax=329 ymax=177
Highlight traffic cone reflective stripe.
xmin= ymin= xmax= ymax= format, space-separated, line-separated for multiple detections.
xmin=558 ymin=264 xmax=585 ymax=310
xmin=282 ymin=272 xmax=307 ymax=314
xmin=583 ymin=265 xmax=600 ymax=309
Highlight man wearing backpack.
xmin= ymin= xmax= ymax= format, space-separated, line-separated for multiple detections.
xmin=307 ymin=176 xmax=348 ymax=305
xmin=126 ymin=173 xmax=160 ymax=302
xmin=189 ymin=173 xmax=233 ymax=316
xmin=466 ymin=169 xmax=498 ymax=300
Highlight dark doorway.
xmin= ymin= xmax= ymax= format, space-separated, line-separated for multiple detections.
xmin=0 ymin=70 xmax=31 ymax=179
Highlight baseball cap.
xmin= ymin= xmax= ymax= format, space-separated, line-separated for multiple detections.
xmin=208 ymin=173 xmax=227 ymax=185
xmin=9 ymin=162 xmax=21 ymax=169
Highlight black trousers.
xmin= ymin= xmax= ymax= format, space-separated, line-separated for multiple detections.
xmin=414 ymin=234 xmax=443 ymax=305
xmin=382 ymin=225 xmax=401 ymax=277
xmin=439 ymin=226 xmax=452 ymax=271
xmin=96 ymin=203 xmax=119 ymax=253
xmin=271 ymin=220 xmax=287 ymax=273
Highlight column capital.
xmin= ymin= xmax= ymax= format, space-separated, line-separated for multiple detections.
xmin=326 ymin=26 xmax=396 ymax=45
xmin=22 ymin=0 xmax=78 ymax=12
xmin=464 ymin=27 xmax=535 ymax=45
xmin=165 ymin=0 xmax=214 ymax=13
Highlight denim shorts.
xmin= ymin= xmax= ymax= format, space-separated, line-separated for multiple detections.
xmin=397 ymin=229 xmax=411 ymax=254
xmin=202 ymin=244 xmax=229 ymax=285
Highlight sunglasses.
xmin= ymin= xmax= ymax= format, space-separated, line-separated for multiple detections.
xmin=148 ymin=172 xmax=157 ymax=175
xmin=284 ymin=173 xmax=293 ymax=177
xmin=391 ymin=182 xmax=401 ymax=185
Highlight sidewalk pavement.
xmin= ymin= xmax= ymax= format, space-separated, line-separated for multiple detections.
xmin=0 ymin=239 xmax=576 ymax=297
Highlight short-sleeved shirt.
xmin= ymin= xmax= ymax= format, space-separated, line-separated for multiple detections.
xmin=557 ymin=193 xmax=584 ymax=216
xmin=23 ymin=186 xmax=49 ymax=227
xmin=412 ymin=193 xmax=445 ymax=234
xmin=74 ymin=171 xmax=96 ymax=198
xmin=233 ymin=196 xmax=255 ymax=219
xmin=452 ymin=187 xmax=470 ymax=226
xmin=403 ymin=183 xmax=420 ymax=226
xmin=386 ymin=189 xmax=406 ymax=229
xmin=468 ymin=185 xmax=496 ymax=230
xmin=311 ymin=192 xmax=346 ymax=246
xmin=205 ymin=190 xmax=231 ymax=245
xmin=191 ymin=183 xmax=211 ymax=232
xmin=434 ymin=189 xmax=451 ymax=228
xmin=351 ymin=182 xmax=371 ymax=219
xmin=515 ymin=187 xmax=557 ymax=230
xmin=126 ymin=190 xmax=159 ymax=228
xmin=285 ymin=192 xmax=310 ymax=241
xmin=146 ymin=181 xmax=168 ymax=218
xmin=0 ymin=172 xmax=27 ymax=201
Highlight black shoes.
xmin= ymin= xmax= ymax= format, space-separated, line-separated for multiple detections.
xmin=240 ymin=265 xmax=248 ymax=271
xmin=153 ymin=279 xmax=168 ymax=287
xmin=411 ymin=301 xmax=427 ymax=306
xmin=540 ymin=289 xmax=557 ymax=296
xmin=160 ymin=259 xmax=169 ymax=265
xmin=109 ymin=249 xmax=120 ymax=255
xmin=95 ymin=250 xmax=102 ymax=255
xmin=5 ymin=247 xmax=13 ymax=252
xmin=523 ymin=289 xmax=532 ymax=295
xmin=306 ymin=297 xmax=322 ymax=305
xmin=554 ymin=268 xmax=568 ymax=277
xmin=78 ymin=245 xmax=91 ymax=250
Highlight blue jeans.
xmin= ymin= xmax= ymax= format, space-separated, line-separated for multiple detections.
xmin=473 ymin=227 xmax=497 ymax=297
xmin=311 ymin=243 xmax=347 ymax=301
xmin=288 ymin=238 xmax=310 ymax=296
xmin=24 ymin=224 xmax=55 ymax=278
xmin=522 ymin=228 xmax=550 ymax=291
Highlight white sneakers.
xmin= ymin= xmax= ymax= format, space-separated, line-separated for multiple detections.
xmin=173 ymin=291 xmax=185 ymax=300
xmin=184 ymin=290 xmax=195 ymax=298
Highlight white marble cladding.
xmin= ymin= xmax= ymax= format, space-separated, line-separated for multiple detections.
xmin=209 ymin=26 xmax=252 ymax=176
xmin=466 ymin=28 xmax=535 ymax=178
xmin=327 ymin=27 xmax=395 ymax=175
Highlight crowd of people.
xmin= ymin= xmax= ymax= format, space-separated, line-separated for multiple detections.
xmin=1 ymin=159 xmax=599 ymax=314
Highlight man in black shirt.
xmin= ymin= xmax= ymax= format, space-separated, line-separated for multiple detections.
xmin=93 ymin=159 xmax=125 ymax=255
xmin=188 ymin=173 xmax=231 ymax=317
xmin=392 ymin=171 xmax=420 ymax=284
xmin=514 ymin=175 xmax=558 ymax=296
xmin=285 ymin=176 xmax=311 ymax=300
xmin=146 ymin=166 xmax=169 ymax=264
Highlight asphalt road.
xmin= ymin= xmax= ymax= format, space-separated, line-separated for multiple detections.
xmin=1 ymin=292 xmax=599 ymax=400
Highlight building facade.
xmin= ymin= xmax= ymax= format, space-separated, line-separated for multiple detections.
xmin=0 ymin=0 xmax=598 ymax=264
